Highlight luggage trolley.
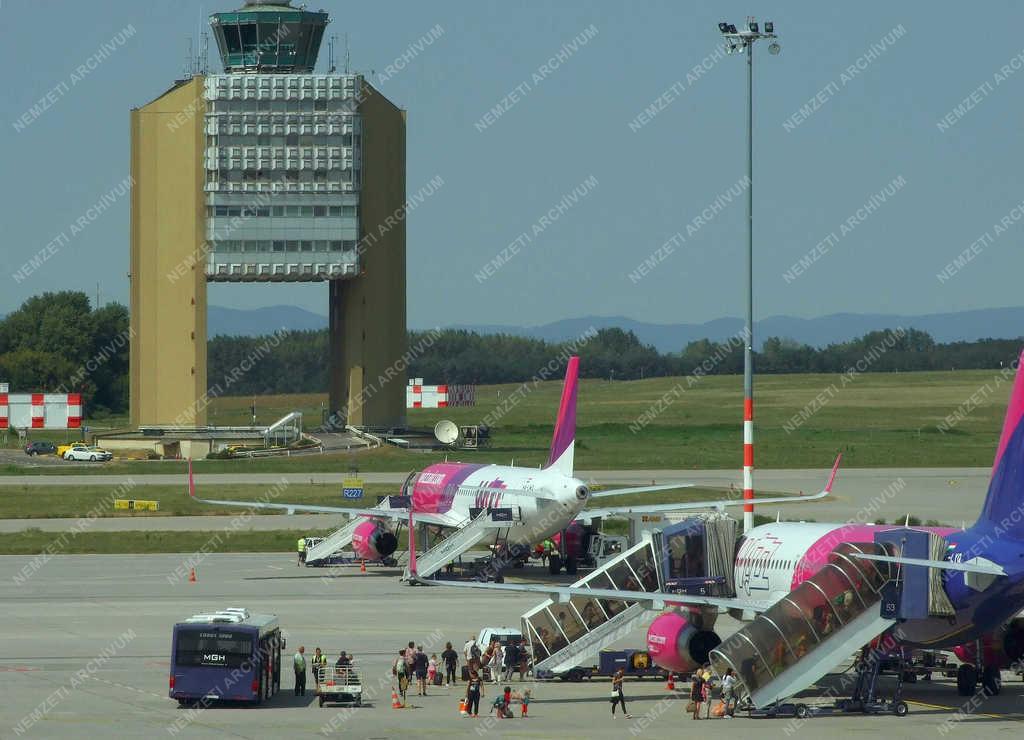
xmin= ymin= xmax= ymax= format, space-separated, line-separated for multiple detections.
xmin=317 ymin=665 xmax=362 ymax=707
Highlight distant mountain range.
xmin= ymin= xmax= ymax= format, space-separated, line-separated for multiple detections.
xmin=208 ymin=305 xmax=328 ymax=337
xmin=209 ymin=305 xmax=1024 ymax=352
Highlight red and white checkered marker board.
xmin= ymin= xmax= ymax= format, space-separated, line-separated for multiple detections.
xmin=405 ymin=384 xmax=475 ymax=409
xmin=406 ymin=384 xmax=447 ymax=408
xmin=0 ymin=393 xmax=82 ymax=429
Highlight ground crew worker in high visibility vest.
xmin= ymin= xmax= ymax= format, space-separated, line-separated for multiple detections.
xmin=293 ymin=645 xmax=306 ymax=696
xmin=297 ymin=537 xmax=306 ymax=567
xmin=542 ymin=539 xmax=554 ymax=565
xmin=311 ymin=647 xmax=327 ymax=688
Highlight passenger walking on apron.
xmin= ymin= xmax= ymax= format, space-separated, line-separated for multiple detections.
xmin=690 ymin=670 xmax=704 ymax=719
xmin=610 ymin=669 xmax=632 ymax=719
xmin=466 ymin=669 xmax=484 ymax=717
xmin=442 ymin=642 xmax=459 ymax=687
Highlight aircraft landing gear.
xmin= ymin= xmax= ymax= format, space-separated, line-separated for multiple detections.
xmin=548 ymin=553 xmax=562 ymax=575
xmin=982 ymin=665 xmax=1002 ymax=696
xmin=956 ymin=664 xmax=977 ymax=696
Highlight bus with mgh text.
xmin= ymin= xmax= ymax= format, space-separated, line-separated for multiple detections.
xmin=169 ymin=607 xmax=283 ymax=705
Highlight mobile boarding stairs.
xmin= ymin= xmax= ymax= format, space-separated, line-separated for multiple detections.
xmin=709 ymin=528 xmax=955 ymax=716
xmin=524 ymin=514 xmax=737 ymax=677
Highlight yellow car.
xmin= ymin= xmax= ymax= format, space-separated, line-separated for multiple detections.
xmin=57 ymin=442 xmax=88 ymax=458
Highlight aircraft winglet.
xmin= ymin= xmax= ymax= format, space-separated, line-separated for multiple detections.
xmin=824 ymin=453 xmax=842 ymax=493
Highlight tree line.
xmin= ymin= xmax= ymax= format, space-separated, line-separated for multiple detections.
xmin=1 ymin=292 xmax=1021 ymax=412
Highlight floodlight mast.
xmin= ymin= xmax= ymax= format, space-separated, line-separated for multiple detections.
xmin=717 ymin=18 xmax=778 ymax=533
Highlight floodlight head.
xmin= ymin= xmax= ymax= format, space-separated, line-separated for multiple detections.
xmin=769 ymin=42 xmax=781 ymax=55
xmin=719 ymin=22 xmax=729 ymax=33
xmin=765 ymin=21 xmax=774 ymax=34
xmin=728 ymin=24 xmax=738 ymax=34
xmin=749 ymin=21 xmax=759 ymax=33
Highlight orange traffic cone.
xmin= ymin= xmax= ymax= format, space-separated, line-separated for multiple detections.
xmin=459 ymin=698 xmax=468 ymax=716
xmin=360 ymin=559 xmax=366 ymax=573
xmin=666 ymin=672 xmax=675 ymax=691
xmin=188 ymin=568 xmax=196 ymax=583
xmin=392 ymin=689 xmax=403 ymax=709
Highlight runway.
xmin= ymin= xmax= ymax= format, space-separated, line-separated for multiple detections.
xmin=0 ymin=467 xmax=994 ymax=532
xmin=0 ymin=553 xmax=1020 ymax=739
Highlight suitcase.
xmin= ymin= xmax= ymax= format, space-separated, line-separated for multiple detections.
xmin=461 ymin=666 xmax=470 ymax=681
xmin=433 ymin=672 xmax=443 ymax=686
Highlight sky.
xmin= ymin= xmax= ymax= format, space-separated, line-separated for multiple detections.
xmin=2 ymin=0 xmax=1023 ymax=330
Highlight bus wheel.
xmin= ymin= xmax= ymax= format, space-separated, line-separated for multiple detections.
xmin=319 ymin=695 xmax=325 ymax=707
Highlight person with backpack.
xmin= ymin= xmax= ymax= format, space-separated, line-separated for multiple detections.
xmin=441 ymin=642 xmax=459 ymax=688
xmin=502 ymin=640 xmax=518 ymax=681
xmin=465 ymin=669 xmax=484 ymax=717
xmin=393 ymin=649 xmax=409 ymax=705
xmin=413 ymin=645 xmax=429 ymax=696
xmin=720 ymin=667 xmax=738 ymax=718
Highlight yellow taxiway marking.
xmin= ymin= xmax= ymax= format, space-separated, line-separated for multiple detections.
xmin=906 ymin=699 xmax=1006 ymax=719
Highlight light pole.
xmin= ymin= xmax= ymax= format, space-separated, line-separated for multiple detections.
xmin=717 ymin=18 xmax=779 ymax=533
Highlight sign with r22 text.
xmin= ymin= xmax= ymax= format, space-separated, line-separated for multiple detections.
xmin=342 ymin=478 xmax=364 ymax=499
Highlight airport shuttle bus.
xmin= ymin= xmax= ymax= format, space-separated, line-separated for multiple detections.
xmin=169 ymin=607 xmax=282 ymax=705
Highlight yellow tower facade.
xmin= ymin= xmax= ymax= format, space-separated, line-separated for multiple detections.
xmin=129 ymin=77 xmax=208 ymax=427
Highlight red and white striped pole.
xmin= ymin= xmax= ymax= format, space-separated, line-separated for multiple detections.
xmin=743 ymin=397 xmax=754 ymax=532
xmin=742 ymin=37 xmax=755 ymax=533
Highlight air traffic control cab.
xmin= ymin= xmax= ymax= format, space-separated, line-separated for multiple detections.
xmin=130 ymin=0 xmax=406 ymax=432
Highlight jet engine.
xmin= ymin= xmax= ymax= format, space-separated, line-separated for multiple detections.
xmin=351 ymin=519 xmax=398 ymax=560
xmin=646 ymin=609 xmax=722 ymax=673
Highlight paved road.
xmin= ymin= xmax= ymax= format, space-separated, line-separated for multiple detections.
xmin=0 ymin=467 xmax=993 ymax=532
xmin=0 ymin=553 xmax=1020 ymax=739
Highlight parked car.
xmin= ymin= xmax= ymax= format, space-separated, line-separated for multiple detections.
xmin=24 ymin=441 xmax=57 ymax=456
xmin=56 ymin=442 xmax=88 ymax=458
xmin=64 ymin=446 xmax=113 ymax=462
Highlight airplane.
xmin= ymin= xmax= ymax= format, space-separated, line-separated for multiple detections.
xmin=190 ymin=356 xmax=826 ymax=580
xmin=420 ymin=349 xmax=1024 ymax=703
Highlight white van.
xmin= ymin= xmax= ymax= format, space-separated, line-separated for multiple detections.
xmin=477 ymin=627 xmax=523 ymax=649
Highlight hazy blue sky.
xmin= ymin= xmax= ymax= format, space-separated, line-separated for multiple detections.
xmin=2 ymin=0 xmax=1022 ymax=329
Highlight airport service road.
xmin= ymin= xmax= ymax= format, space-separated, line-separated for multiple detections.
xmin=0 ymin=554 xmax=1020 ymax=740
xmin=0 ymin=468 xmax=994 ymax=531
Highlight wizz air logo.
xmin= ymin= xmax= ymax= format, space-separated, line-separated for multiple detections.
xmin=474 ymin=478 xmax=507 ymax=509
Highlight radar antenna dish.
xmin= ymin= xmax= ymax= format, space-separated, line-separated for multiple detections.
xmin=434 ymin=420 xmax=460 ymax=446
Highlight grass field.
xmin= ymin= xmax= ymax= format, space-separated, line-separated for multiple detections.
xmin=1 ymin=369 xmax=1010 ymax=472
xmin=0 ymin=528 xmax=337 ymax=556
xmin=0 ymin=484 xmax=744 ymax=520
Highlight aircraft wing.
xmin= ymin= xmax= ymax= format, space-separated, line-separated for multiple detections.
xmin=410 ymin=577 xmax=771 ymax=612
xmin=851 ymin=553 xmax=1007 ymax=576
xmin=186 ymin=458 xmax=414 ymax=520
xmin=190 ymin=492 xmax=410 ymax=519
xmin=580 ymin=454 xmax=841 ymax=520
xmin=581 ymin=490 xmax=830 ymax=520
xmin=589 ymin=483 xmax=694 ymax=499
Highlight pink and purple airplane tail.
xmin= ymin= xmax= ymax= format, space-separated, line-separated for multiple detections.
xmin=545 ymin=356 xmax=579 ymax=476
xmin=977 ymin=350 xmax=1024 ymax=534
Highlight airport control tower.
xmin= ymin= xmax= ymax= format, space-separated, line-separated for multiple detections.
xmin=130 ymin=0 xmax=407 ymax=429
